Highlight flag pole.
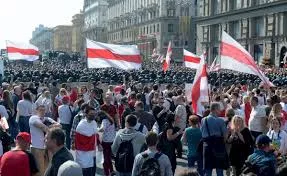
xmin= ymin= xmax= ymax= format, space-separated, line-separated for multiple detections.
xmin=218 ymin=24 xmax=222 ymax=92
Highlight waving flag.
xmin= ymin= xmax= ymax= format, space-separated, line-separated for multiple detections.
xmin=163 ymin=41 xmax=172 ymax=72
xmin=220 ymin=31 xmax=274 ymax=87
xmin=191 ymin=53 xmax=209 ymax=116
xmin=184 ymin=49 xmax=200 ymax=69
xmin=6 ymin=40 xmax=39 ymax=61
xmin=86 ymin=39 xmax=142 ymax=70
xmin=209 ymin=56 xmax=220 ymax=72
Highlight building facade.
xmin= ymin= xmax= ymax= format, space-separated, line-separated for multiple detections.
xmin=52 ymin=25 xmax=73 ymax=52
xmin=72 ymin=13 xmax=85 ymax=53
xmin=106 ymin=0 xmax=197 ymax=62
xmin=30 ymin=25 xmax=53 ymax=52
xmin=196 ymin=0 xmax=287 ymax=66
xmin=83 ymin=0 xmax=108 ymax=42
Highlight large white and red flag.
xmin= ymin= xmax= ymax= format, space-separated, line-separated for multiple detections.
xmin=191 ymin=53 xmax=209 ymax=116
xmin=220 ymin=31 xmax=274 ymax=87
xmin=184 ymin=49 xmax=200 ymax=69
xmin=209 ymin=56 xmax=221 ymax=72
xmin=86 ymin=39 xmax=142 ymax=70
xmin=6 ymin=40 xmax=39 ymax=61
xmin=163 ymin=41 xmax=172 ymax=72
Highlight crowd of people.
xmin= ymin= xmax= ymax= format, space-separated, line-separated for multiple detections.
xmin=0 ymin=58 xmax=287 ymax=176
xmin=2 ymin=58 xmax=287 ymax=87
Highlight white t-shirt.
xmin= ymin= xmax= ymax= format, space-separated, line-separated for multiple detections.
xmin=35 ymin=95 xmax=45 ymax=108
xmin=0 ymin=105 xmax=9 ymax=119
xmin=267 ymin=130 xmax=287 ymax=154
xmin=175 ymin=104 xmax=187 ymax=130
xmin=17 ymin=100 xmax=33 ymax=116
xmin=248 ymin=106 xmax=267 ymax=132
xmin=58 ymin=105 xmax=73 ymax=125
xmin=100 ymin=119 xmax=116 ymax=143
xmin=76 ymin=119 xmax=98 ymax=168
xmin=29 ymin=115 xmax=47 ymax=149
xmin=42 ymin=98 xmax=52 ymax=114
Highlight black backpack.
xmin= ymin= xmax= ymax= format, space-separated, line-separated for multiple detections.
xmin=139 ymin=153 xmax=162 ymax=176
xmin=166 ymin=99 xmax=176 ymax=112
xmin=115 ymin=138 xmax=135 ymax=172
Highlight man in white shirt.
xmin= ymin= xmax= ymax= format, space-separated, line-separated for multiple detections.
xmin=58 ymin=96 xmax=73 ymax=150
xmin=249 ymin=97 xmax=267 ymax=140
xmin=29 ymin=105 xmax=59 ymax=176
xmin=174 ymin=95 xmax=187 ymax=158
xmin=75 ymin=106 xmax=101 ymax=176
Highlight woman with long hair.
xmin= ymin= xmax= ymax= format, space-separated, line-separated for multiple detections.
xmin=16 ymin=91 xmax=33 ymax=133
xmin=270 ymin=103 xmax=287 ymax=131
xmin=97 ymin=111 xmax=116 ymax=176
xmin=158 ymin=113 xmax=183 ymax=174
xmin=267 ymin=117 xmax=287 ymax=155
xmin=227 ymin=116 xmax=254 ymax=176
xmin=1 ymin=90 xmax=14 ymax=117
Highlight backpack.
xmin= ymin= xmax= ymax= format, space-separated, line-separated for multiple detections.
xmin=115 ymin=138 xmax=135 ymax=172
xmin=166 ymin=99 xmax=176 ymax=112
xmin=139 ymin=153 xmax=162 ymax=176
xmin=137 ymin=124 xmax=144 ymax=133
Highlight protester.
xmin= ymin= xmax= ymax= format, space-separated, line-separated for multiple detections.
xmin=132 ymin=101 xmax=156 ymax=131
xmin=29 ymin=105 xmax=60 ymax=176
xmin=17 ymin=91 xmax=33 ymax=133
xmin=0 ymin=132 xmax=39 ymax=176
xmin=245 ymin=134 xmax=276 ymax=176
xmin=158 ymin=113 xmax=183 ymax=174
xmin=44 ymin=128 xmax=74 ymax=176
xmin=101 ymin=95 xmax=119 ymax=129
xmin=181 ymin=115 xmax=203 ymax=176
xmin=132 ymin=132 xmax=173 ymax=176
xmin=75 ymin=106 xmax=101 ymax=176
xmin=57 ymin=160 xmax=83 ymax=176
xmin=97 ymin=111 xmax=116 ymax=176
xmin=112 ymin=114 xmax=145 ymax=176
xmin=70 ymin=103 xmax=88 ymax=150
xmin=174 ymin=95 xmax=187 ymax=158
xmin=249 ymin=96 xmax=267 ymax=139
xmin=227 ymin=116 xmax=254 ymax=176
xmin=266 ymin=117 xmax=287 ymax=155
xmin=201 ymin=102 xmax=229 ymax=176
xmin=58 ymin=95 xmax=73 ymax=149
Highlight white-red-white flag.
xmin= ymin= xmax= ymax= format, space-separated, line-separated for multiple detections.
xmin=163 ymin=41 xmax=172 ymax=72
xmin=220 ymin=31 xmax=274 ymax=87
xmin=191 ymin=53 xmax=209 ymax=115
xmin=6 ymin=40 xmax=39 ymax=61
xmin=184 ymin=49 xmax=200 ymax=69
xmin=86 ymin=39 xmax=142 ymax=70
xmin=209 ymin=56 xmax=221 ymax=72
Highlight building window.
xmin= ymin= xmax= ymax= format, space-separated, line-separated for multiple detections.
xmin=167 ymin=9 xmax=175 ymax=17
xmin=254 ymin=17 xmax=264 ymax=36
xmin=157 ymin=24 xmax=160 ymax=32
xmin=153 ymin=25 xmax=156 ymax=33
xmin=254 ymin=44 xmax=263 ymax=63
xmin=168 ymin=24 xmax=174 ymax=32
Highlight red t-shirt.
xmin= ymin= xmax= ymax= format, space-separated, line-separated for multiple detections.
xmin=101 ymin=104 xmax=117 ymax=118
xmin=0 ymin=150 xmax=38 ymax=176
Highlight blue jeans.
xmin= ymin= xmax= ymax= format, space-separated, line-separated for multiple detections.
xmin=61 ymin=124 xmax=71 ymax=149
xmin=188 ymin=155 xmax=204 ymax=176
xmin=205 ymin=169 xmax=223 ymax=176
xmin=19 ymin=116 xmax=30 ymax=133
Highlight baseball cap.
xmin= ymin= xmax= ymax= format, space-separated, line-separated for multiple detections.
xmin=16 ymin=132 xmax=31 ymax=144
xmin=256 ymin=134 xmax=271 ymax=147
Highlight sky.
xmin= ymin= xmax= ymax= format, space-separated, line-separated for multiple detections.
xmin=0 ymin=0 xmax=83 ymax=49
